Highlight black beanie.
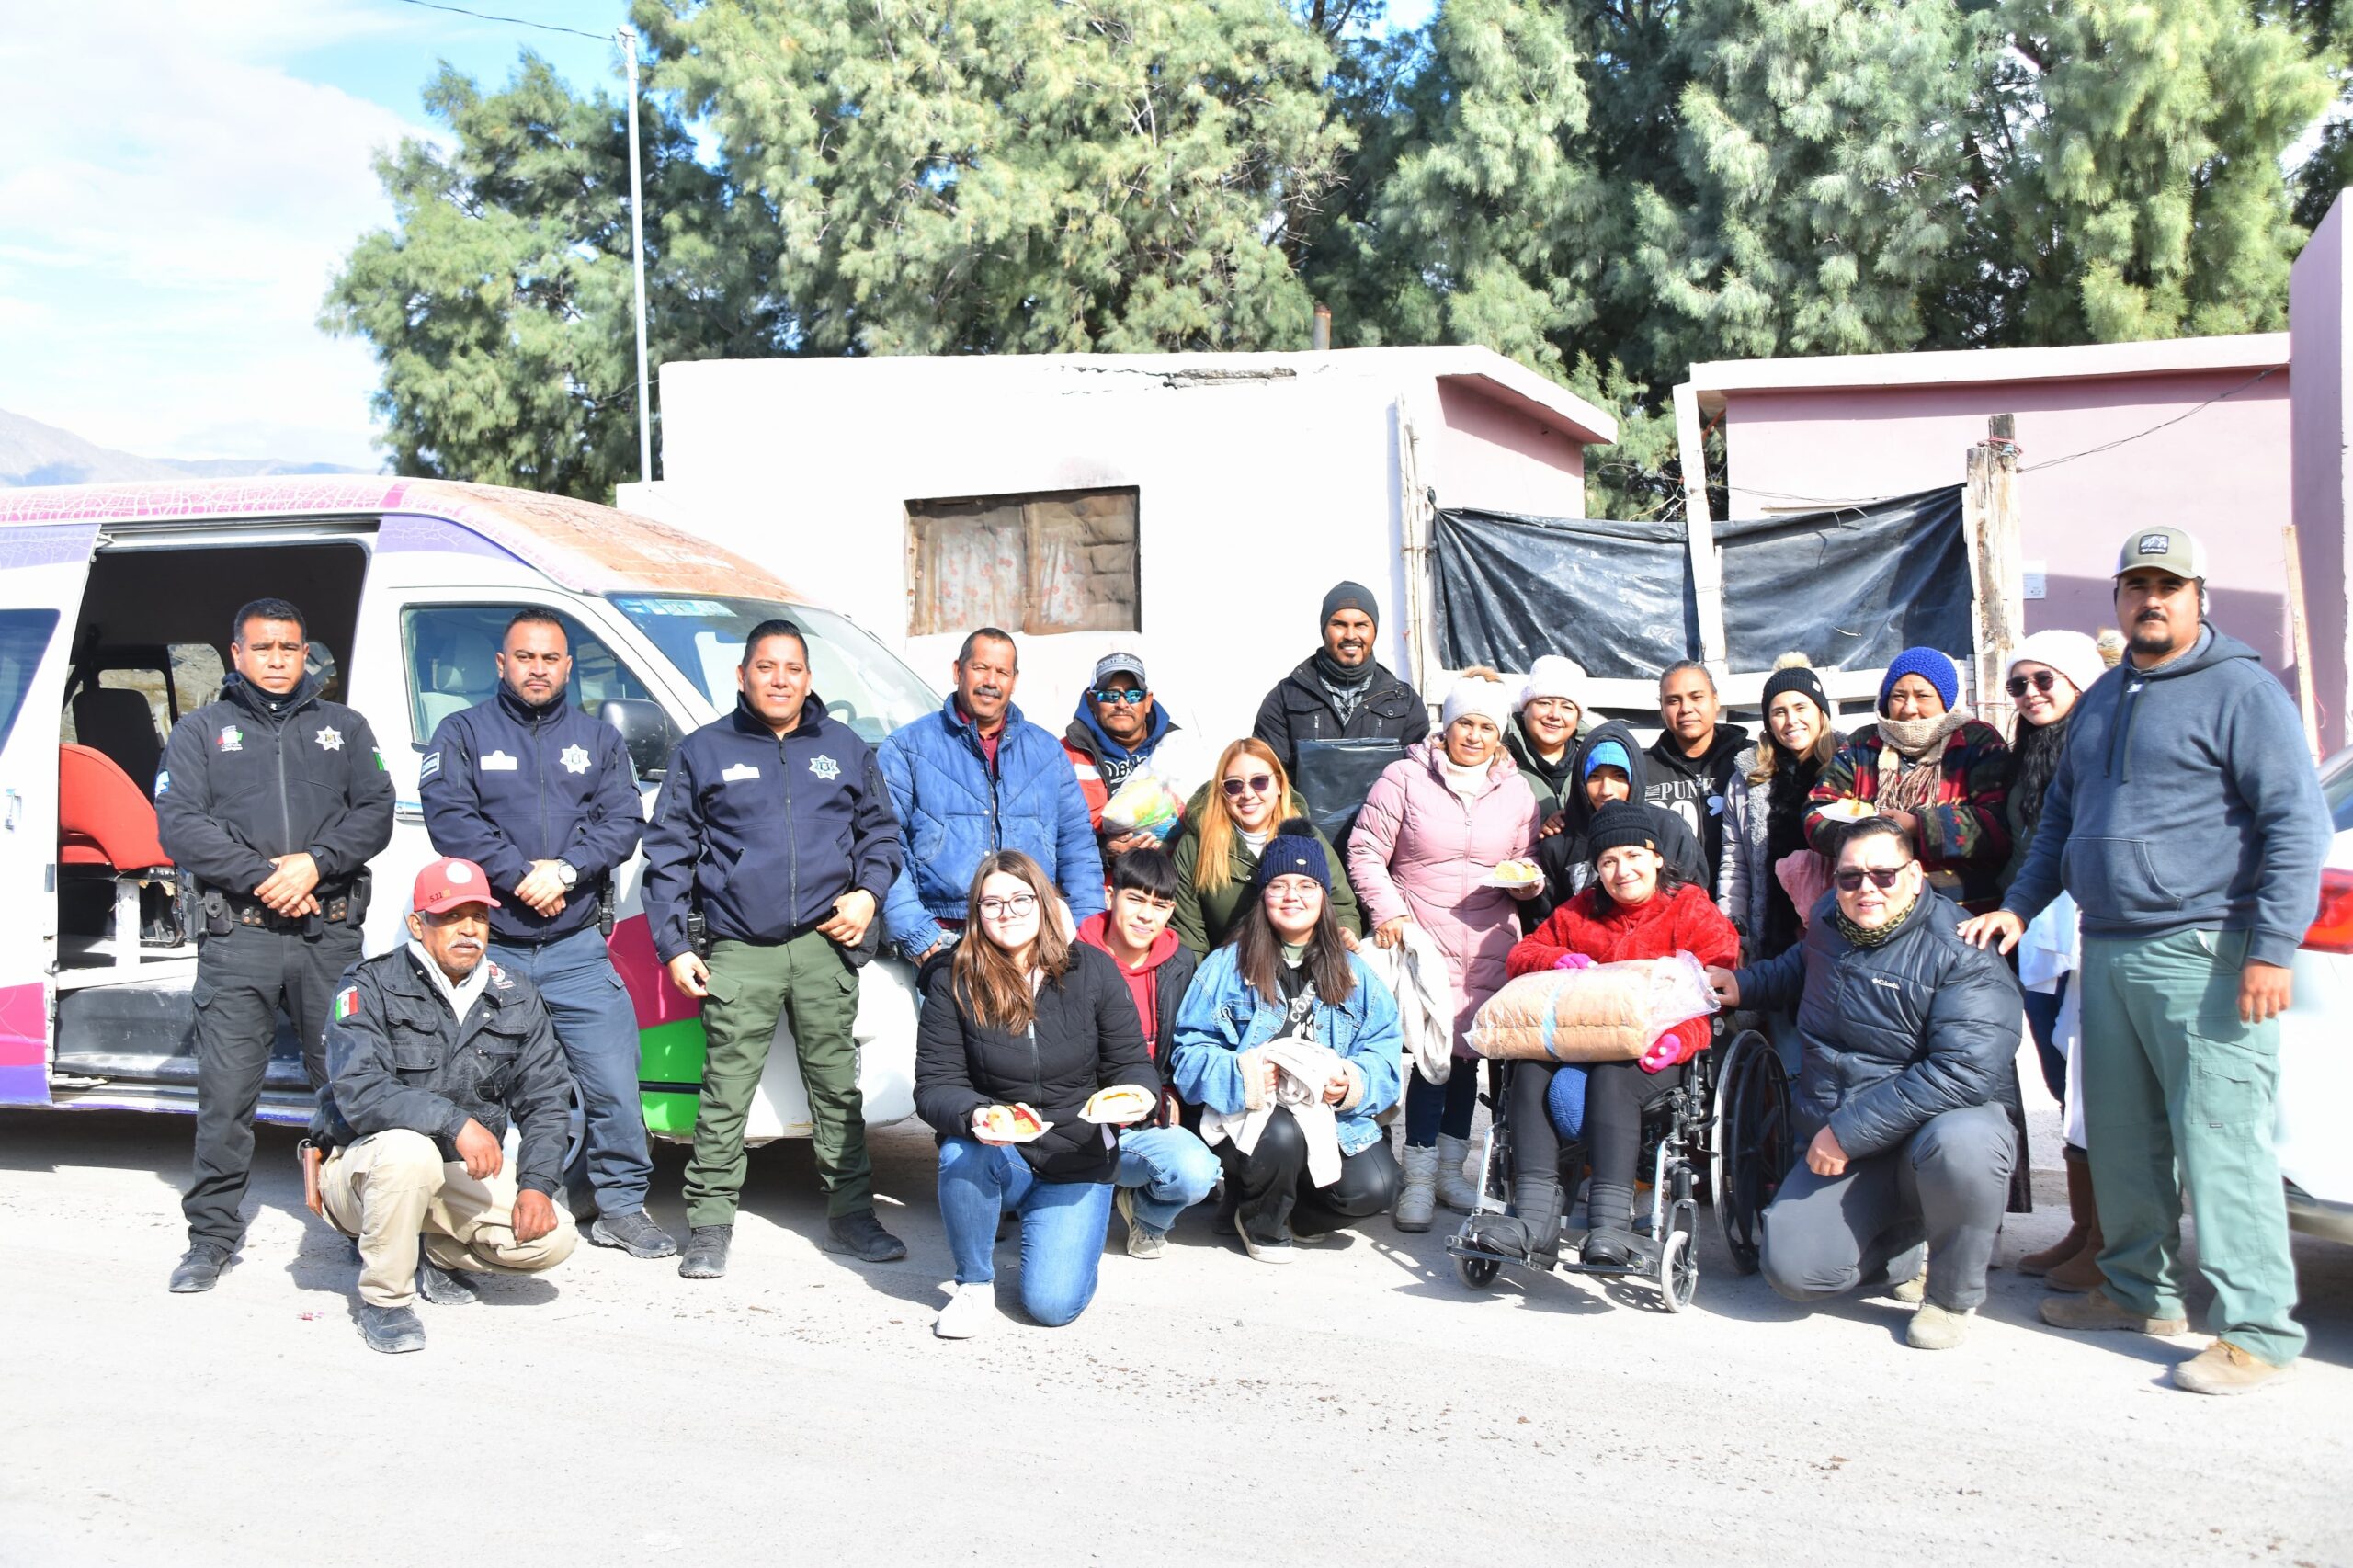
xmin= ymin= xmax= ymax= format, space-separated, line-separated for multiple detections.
xmin=1320 ymin=581 xmax=1378 ymax=630
xmin=1586 ymin=801 xmax=1658 ymax=863
xmin=1248 ymin=817 xmax=1334 ymax=893
xmin=1761 ymin=663 xmax=1830 ymax=721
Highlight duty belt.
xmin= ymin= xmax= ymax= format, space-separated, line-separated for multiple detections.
xmin=230 ymin=893 xmax=355 ymax=927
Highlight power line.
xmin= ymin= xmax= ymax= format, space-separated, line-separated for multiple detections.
xmin=1707 ymin=361 xmax=2285 ymax=510
xmin=385 ymin=0 xmax=612 ymax=41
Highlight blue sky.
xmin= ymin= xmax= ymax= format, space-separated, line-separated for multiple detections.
xmin=0 ymin=0 xmax=1429 ymax=471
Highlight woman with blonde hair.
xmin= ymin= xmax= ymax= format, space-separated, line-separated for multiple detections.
xmin=1170 ymin=737 xmax=1361 ymax=954
xmin=1720 ymin=657 xmax=1845 ymax=962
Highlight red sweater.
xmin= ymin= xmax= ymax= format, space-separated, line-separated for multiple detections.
xmin=1505 ymin=881 xmax=1741 ymax=1069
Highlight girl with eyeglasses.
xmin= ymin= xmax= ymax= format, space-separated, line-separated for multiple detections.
xmin=1994 ymin=630 xmax=2109 ymax=1290
xmin=914 ymin=851 xmax=1160 ymax=1338
xmin=1169 ymin=738 xmax=1362 ymax=955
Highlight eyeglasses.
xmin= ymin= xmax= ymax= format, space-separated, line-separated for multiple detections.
xmin=1833 ymin=867 xmax=1908 ymax=892
xmin=977 ymin=893 xmax=1038 ymax=918
xmin=2006 ymin=670 xmax=2059 ymax=698
xmin=1222 ymin=775 xmax=1275 ymax=797
xmin=1092 ymin=687 xmax=1146 ymax=705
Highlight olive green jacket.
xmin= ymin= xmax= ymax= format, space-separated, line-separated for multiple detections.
xmin=1169 ymin=787 xmax=1362 ymax=954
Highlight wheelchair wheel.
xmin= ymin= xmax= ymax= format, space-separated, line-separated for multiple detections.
xmin=1458 ymin=1253 xmax=1502 ymax=1290
xmin=1711 ymin=1029 xmax=1792 ymax=1277
xmin=1656 ymin=1228 xmax=1697 ymax=1312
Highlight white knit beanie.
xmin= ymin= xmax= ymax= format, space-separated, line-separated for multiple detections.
xmin=2006 ymin=630 xmax=2106 ymax=700
xmin=1442 ymin=673 xmax=1518 ymax=733
xmin=1518 ymin=654 xmax=1588 ymax=712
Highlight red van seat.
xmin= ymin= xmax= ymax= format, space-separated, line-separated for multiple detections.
xmin=60 ymin=743 xmax=172 ymax=871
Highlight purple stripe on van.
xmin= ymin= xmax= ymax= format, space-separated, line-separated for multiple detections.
xmin=0 ymin=1065 xmax=44 ymax=1106
xmin=0 ymin=981 xmax=46 ymax=1069
xmin=0 ymin=521 xmax=100 ymax=571
xmin=376 ymin=512 xmax=524 ymax=564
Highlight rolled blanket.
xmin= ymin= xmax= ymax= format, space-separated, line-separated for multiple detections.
xmin=1469 ymin=954 xmax=1717 ymax=1063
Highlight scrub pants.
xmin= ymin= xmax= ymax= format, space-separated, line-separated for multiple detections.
xmin=491 ymin=926 xmax=651 ymax=1218
xmin=685 ymin=932 xmax=870 ymax=1228
xmin=186 ymin=920 xmax=361 ymax=1248
xmin=2078 ymin=929 xmax=2304 ymax=1367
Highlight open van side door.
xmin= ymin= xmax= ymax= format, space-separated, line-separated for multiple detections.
xmin=0 ymin=521 xmax=100 ymax=1105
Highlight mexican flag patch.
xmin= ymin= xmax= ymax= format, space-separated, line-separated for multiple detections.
xmin=333 ymin=985 xmax=360 ymax=1023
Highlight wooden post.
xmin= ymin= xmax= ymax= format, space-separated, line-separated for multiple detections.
xmin=1963 ymin=415 xmax=2024 ymax=733
xmin=2284 ymin=522 xmax=2324 ymax=761
xmin=1674 ymin=381 xmax=1731 ymax=676
xmin=1394 ymin=396 xmax=1439 ymax=700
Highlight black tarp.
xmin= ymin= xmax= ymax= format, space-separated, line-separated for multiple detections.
xmin=1433 ymin=483 xmax=1971 ymax=676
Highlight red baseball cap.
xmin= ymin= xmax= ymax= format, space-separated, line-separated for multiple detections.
xmin=412 ymin=857 xmax=502 ymax=915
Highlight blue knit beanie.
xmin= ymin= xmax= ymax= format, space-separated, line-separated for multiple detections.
xmin=1583 ymin=739 xmax=1631 ymax=779
xmin=1248 ymin=817 xmax=1333 ymax=893
xmin=1879 ymin=647 xmax=1959 ymax=713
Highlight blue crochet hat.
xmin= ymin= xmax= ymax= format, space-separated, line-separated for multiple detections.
xmin=1248 ymin=817 xmax=1333 ymax=893
xmin=1583 ymin=739 xmax=1631 ymax=778
xmin=1879 ymin=647 xmax=1959 ymax=713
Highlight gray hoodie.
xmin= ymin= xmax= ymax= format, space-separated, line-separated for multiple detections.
xmin=2002 ymin=626 xmax=2330 ymax=967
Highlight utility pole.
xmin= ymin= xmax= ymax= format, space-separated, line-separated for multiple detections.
xmin=618 ymin=23 xmax=653 ymax=483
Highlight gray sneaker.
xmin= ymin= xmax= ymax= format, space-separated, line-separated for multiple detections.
xmin=823 ymin=1210 xmax=908 ymax=1263
xmin=415 ymin=1256 xmax=479 ymax=1305
xmin=1115 ymin=1187 xmax=1166 ymax=1258
xmin=678 ymin=1224 xmax=732 ymax=1280
xmin=590 ymin=1210 xmax=679 ymax=1259
xmin=358 ymin=1302 xmax=426 ymax=1354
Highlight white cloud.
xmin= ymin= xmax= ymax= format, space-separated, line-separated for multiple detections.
xmin=0 ymin=1 xmax=428 ymax=468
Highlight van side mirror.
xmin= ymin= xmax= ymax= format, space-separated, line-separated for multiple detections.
xmin=602 ymin=698 xmax=677 ymax=781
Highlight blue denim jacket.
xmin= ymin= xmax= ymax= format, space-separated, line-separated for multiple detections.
xmin=1169 ymin=947 xmax=1404 ymax=1156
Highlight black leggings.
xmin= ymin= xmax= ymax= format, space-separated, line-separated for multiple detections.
xmin=1507 ymin=1058 xmax=1686 ymax=1198
xmin=1218 ymin=1107 xmax=1402 ymax=1240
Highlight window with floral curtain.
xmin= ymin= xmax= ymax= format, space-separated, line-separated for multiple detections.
xmin=905 ymin=488 xmax=1139 ymax=637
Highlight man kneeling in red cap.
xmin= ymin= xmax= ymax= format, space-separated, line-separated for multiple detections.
xmin=311 ymin=857 xmax=579 ymax=1353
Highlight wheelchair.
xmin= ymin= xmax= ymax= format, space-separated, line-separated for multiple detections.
xmin=1443 ymin=1015 xmax=1793 ymax=1312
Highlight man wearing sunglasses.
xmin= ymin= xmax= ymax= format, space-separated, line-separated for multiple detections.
xmin=1961 ymin=527 xmax=2330 ymax=1396
xmin=1710 ymin=817 xmax=2026 ymax=1352
xmin=1061 ymin=653 xmax=1213 ymax=860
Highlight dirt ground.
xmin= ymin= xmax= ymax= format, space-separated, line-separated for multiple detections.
xmin=1 ymin=1096 xmax=2346 ymax=1568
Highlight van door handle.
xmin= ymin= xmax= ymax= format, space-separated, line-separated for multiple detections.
xmin=4 ymin=789 xmax=19 ymax=832
xmin=395 ymin=803 xmax=426 ymax=825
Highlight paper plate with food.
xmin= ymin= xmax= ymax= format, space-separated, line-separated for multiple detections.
xmin=1483 ymin=858 xmax=1545 ymax=890
xmin=973 ymin=1103 xmax=1051 ymax=1142
xmin=1814 ymin=799 xmax=1878 ymax=824
xmin=1080 ymin=1085 xmax=1157 ymax=1125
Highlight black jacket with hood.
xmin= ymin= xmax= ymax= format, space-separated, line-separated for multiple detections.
xmin=1530 ymin=720 xmax=1708 ymax=923
xmin=1644 ymin=723 xmax=1750 ymax=888
xmin=1251 ymin=655 xmax=1429 ymax=780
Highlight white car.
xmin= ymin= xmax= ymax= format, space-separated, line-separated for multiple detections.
xmin=2280 ymin=746 xmax=2353 ymax=1244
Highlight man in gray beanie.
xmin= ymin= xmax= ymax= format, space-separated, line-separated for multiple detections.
xmin=1251 ymin=581 xmax=1429 ymax=835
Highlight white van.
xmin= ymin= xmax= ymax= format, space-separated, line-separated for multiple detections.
xmin=0 ymin=475 xmax=940 ymax=1144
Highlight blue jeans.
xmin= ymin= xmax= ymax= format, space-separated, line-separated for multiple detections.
xmin=490 ymin=927 xmax=650 ymax=1216
xmin=1404 ymin=1062 xmax=1481 ymax=1146
xmin=937 ymin=1139 xmax=1114 ymax=1327
xmin=1114 ymin=1125 xmax=1221 ymax=1234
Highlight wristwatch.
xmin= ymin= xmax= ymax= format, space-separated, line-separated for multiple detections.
xmin=555 ymin=860 xmax=579 ymax=890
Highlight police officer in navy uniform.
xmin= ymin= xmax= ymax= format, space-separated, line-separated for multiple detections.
xmin=420 ymin=608 xmax=674 ymax=1259
xmin=642 ymin=619 xmax=906 ymax=1279
xmin=156 ymin=597 xmax=394 ymax=1293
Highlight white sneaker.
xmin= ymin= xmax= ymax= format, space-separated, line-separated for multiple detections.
xmin=933 ymin=1282 xmax=1002 ymax=1339
xmin=1233 ymin=1210 xmax=1294 ymax=1265
xmin=1115 ymin=1187 xmax=1166 ymax=1259
xmin=1436 ymin=1133 xmax=1481 ymax=1211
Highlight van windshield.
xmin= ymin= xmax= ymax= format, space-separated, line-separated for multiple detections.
xmin=609 ymin=596 xmax=938 ymax=744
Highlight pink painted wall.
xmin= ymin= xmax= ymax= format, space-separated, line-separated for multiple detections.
xmin=1722 ymin=369 xmax=2298 ymax=689
xmin=1432 ymin=378 xmax=1589 ymax=518
xmin=2290 ymin=201 xmax=2352 ymax=756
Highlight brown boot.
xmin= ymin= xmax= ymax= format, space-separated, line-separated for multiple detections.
xmin=2172 ymin=1339 xmax=2298 ymax=1396
xmin=2019 ymin=1146 xmax=2091 ymax=1276
xmin=2042 ymin=1155 xmax=2108 ymax=1293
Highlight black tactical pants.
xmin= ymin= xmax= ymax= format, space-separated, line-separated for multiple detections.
xmin=184 ymin=920 xmax=363 ymax=1247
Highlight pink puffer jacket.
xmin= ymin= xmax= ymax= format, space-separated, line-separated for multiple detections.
xmin=1347 ymin=742 xmax=1546 ymax=1059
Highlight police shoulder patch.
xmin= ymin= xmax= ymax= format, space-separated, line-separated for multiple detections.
xmin=332 ymin=984 xmax=360 ymax=1022
xmin=487 ymin=961 xmax=515 ymax=991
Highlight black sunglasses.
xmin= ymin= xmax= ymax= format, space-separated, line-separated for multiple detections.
xmin=1222 ymin=774 xmax=1275 ymax=797
xmin=2006 ymin=670 xmax=2059 ymax=698
xmin=1093 ymin=687 xmax=1146 ymax=705
xmin=1833 ymin=867 xmax=1907 ymax=892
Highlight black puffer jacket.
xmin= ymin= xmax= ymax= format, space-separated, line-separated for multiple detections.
xmin=915 ymin=942 xmax=1159 ymax=1182
xmin=1733 ymin=888 xmax=2025 ymax=1168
